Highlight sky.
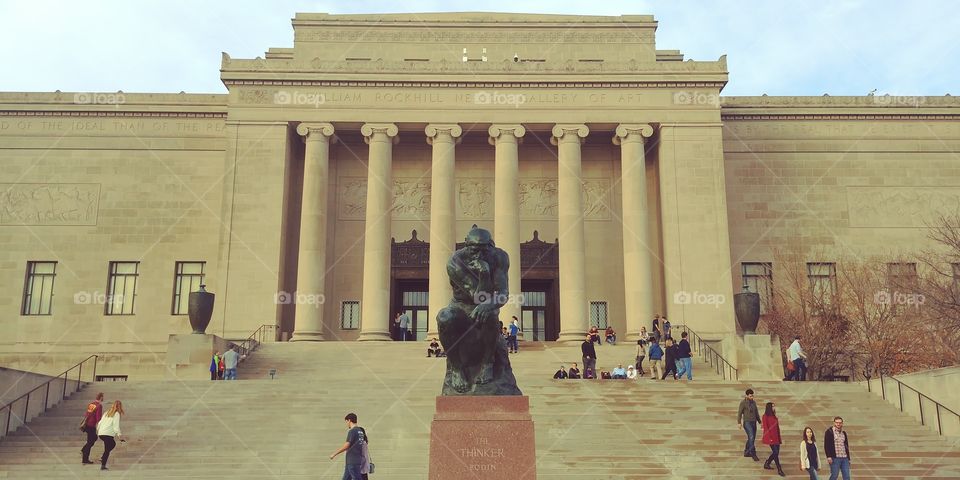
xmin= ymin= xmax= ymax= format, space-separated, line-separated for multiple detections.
xmin=0 ymin=0 xmax=957 ymax=96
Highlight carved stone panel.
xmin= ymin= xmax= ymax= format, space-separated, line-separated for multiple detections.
xmin=0 ymin=183 xmax=100 ymax=226
xmin=338 ymin=177 xmax=432 ymax=220
xmin=518 ymin=178 xmax=611 ymax=220
xmin=456 ymin=180 xmax=492 ymax=220
xmin=847 ymin=186 xmax=960 ymax=228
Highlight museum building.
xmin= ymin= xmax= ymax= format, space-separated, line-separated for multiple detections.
xmin=1 ymin=13 xmax=958 ymax=378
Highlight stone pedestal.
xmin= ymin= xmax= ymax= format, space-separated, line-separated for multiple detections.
xmin=165 ymin=334 xmax=234 ymax=380
xmin=429 ymin=396 xmax=536 ymax=480
xmin=734 ymin=334 xmax=783 ymax=381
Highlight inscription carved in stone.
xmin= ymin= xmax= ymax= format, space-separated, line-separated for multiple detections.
xmin=0 ymin=183 xmax=100 ymax=225
xmin=847 ymin=186 xmax=960 ymax=228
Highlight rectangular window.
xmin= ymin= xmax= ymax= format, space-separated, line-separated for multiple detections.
xmin=742 ymin=262 xmax=773 ymax=314
xmin=341 ymin=301 xmax=360 ymax=330
xmin=171 ymin=261 xmax=205 ymax=315
xmin=106 ymin=261 xmax=139 ymax=315
xmin=807 ymin=262 xmax=836 ymax=306
xmin=589 ymin=301 xmax=608 ymax=329
xmin=887 ymin=262 xmax=918 ymax=288
xmin=21 ymin=261 xmax=56 ymax=315
xmin=952 ymin=263 xmax=960 ymax=291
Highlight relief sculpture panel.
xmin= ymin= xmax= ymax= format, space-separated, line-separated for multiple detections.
xmin=338 ymin=177 xmax=431 ymax=220
xmin=518 ymin=179 xmax=610 ymax=220
xmin=0 ymin=183 xmax=100 ymax=226
xmin=847 ymin=186 xmax=960 ymax=228
xmin=338 ymin=177 xmax=611 ymax=221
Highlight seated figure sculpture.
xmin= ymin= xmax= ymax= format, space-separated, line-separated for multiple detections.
xmin=437 ymin=227 xmax=522 ymax=396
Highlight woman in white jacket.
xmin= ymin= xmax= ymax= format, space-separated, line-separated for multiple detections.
xmin=799 ymin=426 xmax=822 ymax=480
xmin=96 ymin=400 xmax=125 ymax=470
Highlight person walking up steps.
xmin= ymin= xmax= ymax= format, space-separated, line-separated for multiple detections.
xmin=79 ymin=392 xmax=103 ymax=465
xmin=648 ymin=338 xmax=664 ymax=379
xmin=330 ymin=412 xmax=368 ymax=480
xmin=96 ymin=400 xmax=125 ymax=471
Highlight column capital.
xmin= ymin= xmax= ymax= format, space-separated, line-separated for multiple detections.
xmin=361 ymin=123 xmax=399 ymax=145
xmin=488 ymin=124 xmax=526 ymax=145
xmin=296 ymin=122 xmax=336 ymax=142
xmin=425 ymin=123 xmax=463 ymax=145
xmin=613 ymin=124 xmax=654 ymax=145
xmin=550 ymin=124 xmax=589 ymax=145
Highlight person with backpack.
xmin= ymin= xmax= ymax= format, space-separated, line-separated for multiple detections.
xmin=648 ymin=338 xmax=664 ymax=379
xmin=210 ymin=351 xmax=221 ymax=381
xmin=635 ymin=337 xmax=647 ymax=376
xmin=80 ymin=392 xmax=104 ymax=465
xmin=96 ymin=400 xmax=125 ymax=470
xmin=330 ymin=412 xmax=368 ymax=480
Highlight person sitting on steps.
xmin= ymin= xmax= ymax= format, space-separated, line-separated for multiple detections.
xmin=568 ymin=363 xmax=581 ymax=379
xmin=427 ymin=338 xmax=444 ymax=357
xmin=553 ymin=365 xmax=568 ymax=379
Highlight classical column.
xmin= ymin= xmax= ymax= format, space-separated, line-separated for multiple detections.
xmin=426 ymin=124 xmax=462 ymax=340
xmin=552 ymin=124 xmax=590 ymax=343
xmin=291 ymin=123 xmax=336 ymax=341
xmin=614 ymin=124 xmax=655 ymax=341
xmin=358 ymin=123 xmax=398 ymax=341
xmin=489 ymin=124 xmax=526 ymax=335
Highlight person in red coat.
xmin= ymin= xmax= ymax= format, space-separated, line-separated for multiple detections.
xmin=761 ymin=402 xmax=785 ymax=476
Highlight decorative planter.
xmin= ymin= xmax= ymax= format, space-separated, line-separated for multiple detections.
xmin=188 ymin=285 xmax=215 ymax=334
xmin=734 ymin=285 xmax=761 ymax=334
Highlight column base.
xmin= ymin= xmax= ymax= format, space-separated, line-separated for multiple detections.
xmin=357 ymin=331 xmax=392 ymax=341
xmin=556 ymin=330 xmax=588 ymax=344
xmin=290 ymin=331 xmax=326 ymax=342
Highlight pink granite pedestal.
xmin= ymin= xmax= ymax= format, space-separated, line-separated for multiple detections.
xmin=428 ymin=396 xmax=536 ymax=480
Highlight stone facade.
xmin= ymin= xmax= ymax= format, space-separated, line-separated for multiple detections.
xmin=0 ymin=13 xmax=958 ymax=378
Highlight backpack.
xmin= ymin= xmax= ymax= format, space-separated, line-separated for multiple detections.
xmin=649 ymin=344 xmax=663 ymax=360
xmin=78 ymin=403 xmax=96 ymax=432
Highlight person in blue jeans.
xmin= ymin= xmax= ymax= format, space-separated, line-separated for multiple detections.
xmin=824 ymin=417 xmax=851 ymax=480
xmin=508 ymin=317 xmax=520 ymax=353
xmin=737 ymin=388 xmax=761 ymax=461
xmin=675 ymin=332 xmax=693 ymax=380
xmin=330 ymin=412 xmax=368 ymax=480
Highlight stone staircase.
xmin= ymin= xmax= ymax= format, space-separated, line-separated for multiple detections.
xmin=1 ymin=341 xmax=959 ymax=479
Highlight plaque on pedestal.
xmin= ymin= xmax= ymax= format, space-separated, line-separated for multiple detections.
xmin=429 ymin=396 xmax=536 ymax=480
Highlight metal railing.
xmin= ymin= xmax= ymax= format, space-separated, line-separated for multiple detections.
xmin=235 ymin=324 xmax=277 ymax=359
xmin=1 ymin=355 xmax=98 ymax=439
xmin=865 ymin=372 xmax=960 ymax=436
xmin=674 ymin=325 xmax=739 ymax=381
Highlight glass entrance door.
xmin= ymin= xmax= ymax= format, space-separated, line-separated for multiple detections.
xmin=401 ymin=290 xmax=429 ymax=341
xmin=521 ymin=291 xmax=547 ymax=341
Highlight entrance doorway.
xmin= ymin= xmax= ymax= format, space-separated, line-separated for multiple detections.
xmin=394 ymin=280 xmax=429 ymax=341
xmin=520 ymin=279 xmax=558 ymax=341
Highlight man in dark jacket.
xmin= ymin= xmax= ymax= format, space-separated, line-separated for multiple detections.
xmin=676 ymin=331 xmax=693 ymax=380
xmin=581 ymin=334 xmax=597 ymax=377
xmin=660 ymin=338 xmax=680 ymax=380
xmin=824 ymin=416 xmax=851 ymax=479
xmin=737 ymin=388 xmax=761 ymax=461
xmin=567 ymin=363 xmax=581 ymax=379
xmin=553 ymin=365 xmax=568 ymax=379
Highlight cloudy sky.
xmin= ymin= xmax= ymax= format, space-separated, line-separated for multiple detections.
xmin=1 ymin=0 xmax=956 ymax=96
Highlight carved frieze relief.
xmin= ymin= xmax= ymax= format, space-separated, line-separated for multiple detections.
xmin=0 ymin=183 xmax=100 ymax=226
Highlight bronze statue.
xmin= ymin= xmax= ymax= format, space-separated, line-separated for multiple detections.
xmin=437 ymin=227 xmax=522 ymax=395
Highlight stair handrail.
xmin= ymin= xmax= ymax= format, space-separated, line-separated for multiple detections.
xmin=864 ymin=371 xmax=960 ymax=436
xmin=674 ymin=324 xmax=738 ymax=381
xmin=234 ymin=324 xmax=277 ymax=359
xmin=1 ymin=354 xmax=98 ymax=438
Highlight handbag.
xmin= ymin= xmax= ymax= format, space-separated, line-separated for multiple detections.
xmin=368 ymin=460 xmax=375 ymax=474
xmin=786 ymin=360 xmax=796 ymax=372
xmin=78 ymin=415 xmax=88 ymax=432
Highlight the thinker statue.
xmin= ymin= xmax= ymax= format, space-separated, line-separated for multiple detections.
xmin=437 ymin=227 xmax=522 ymax=396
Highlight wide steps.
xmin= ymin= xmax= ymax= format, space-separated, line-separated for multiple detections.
xmin=1 ymin=342 xmax=958 ymax=479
